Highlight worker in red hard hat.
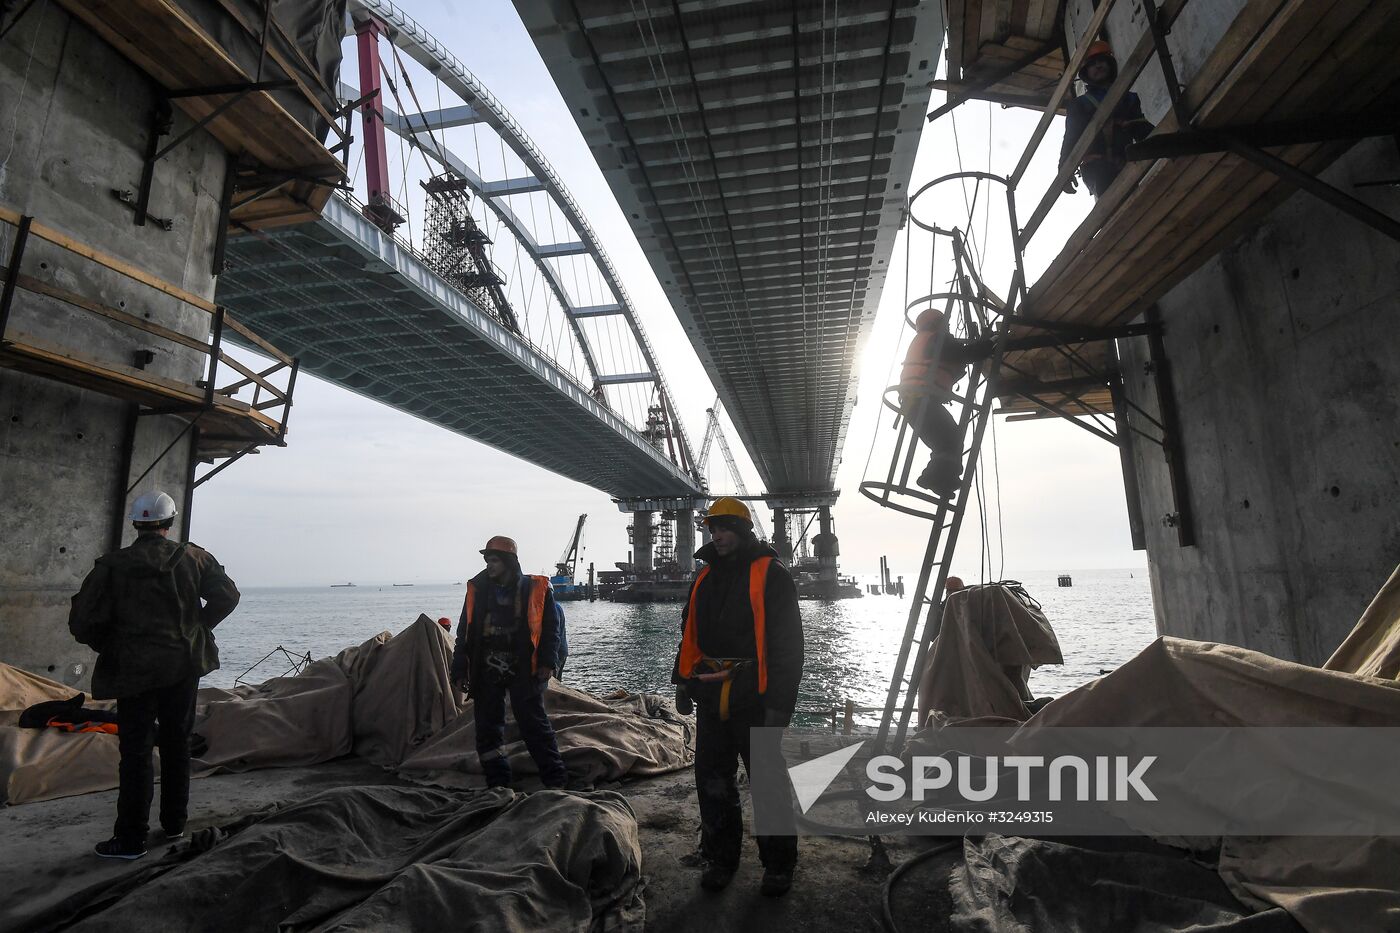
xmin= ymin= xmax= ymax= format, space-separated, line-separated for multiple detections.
xmin=897 ymin=308 xmax=993 ymax=497
xmin=672 ymin=497 xmax=804 ymax=897
xmin=450 ymin=535 xmax=567 ymax=789
xmin=1059 ymin=40 xmax=1155 ymax=198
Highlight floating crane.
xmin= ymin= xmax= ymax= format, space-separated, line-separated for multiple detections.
xmin=555 ymin=513 xmax=587 ymax=579
xmin=697 ymin=399 xmax=767 ymax=541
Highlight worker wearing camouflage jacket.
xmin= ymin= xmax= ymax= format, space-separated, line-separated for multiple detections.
xmin=68 ymin=491 xmax=240 ymax=860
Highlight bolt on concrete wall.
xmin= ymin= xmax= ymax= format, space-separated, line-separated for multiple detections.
xmin=0 ymin=5 xmax=230 ymax=686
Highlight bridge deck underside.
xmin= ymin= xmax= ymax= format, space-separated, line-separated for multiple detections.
xmin=217 ymin=201 xmax=698 ymax=498
xmin=517 ymin=0 xmax=943 ymax=494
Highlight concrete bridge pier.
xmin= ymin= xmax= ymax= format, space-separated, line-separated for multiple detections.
xmin=674 ymin=508 xmax=695 ymax=570
xmin=812 ymin=506 xmax=840 ymax=584
xmin=771 ymin=507 xmax=794 ymax=564
xmin=631 ymin=510 xmax=654 ymax=573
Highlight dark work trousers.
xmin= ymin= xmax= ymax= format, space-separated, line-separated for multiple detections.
xmin=1081 ymin=159 xmax=1123 ymax=198
xmin=114 ymin=676 xmax=199 ymax=844
xmin=899 ymin=390 xmax=962 ymax=491
xmin=473 ymin=675 xmax=568 ymax=788
xmin=694 ymin=704 xmax=797 ymax=871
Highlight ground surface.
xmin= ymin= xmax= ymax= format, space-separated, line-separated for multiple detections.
xmin=0 ymin=757 xmax=922 ymax=932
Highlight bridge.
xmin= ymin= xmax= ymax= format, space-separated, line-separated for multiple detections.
xmin=216 ymin=0 xmax=702 ymax=500
xmin=514 ymin=0 xmax=944 ymax=498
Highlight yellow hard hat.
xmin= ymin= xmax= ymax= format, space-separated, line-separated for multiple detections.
xmin=705 ymin=496 xmax=752 ymax=527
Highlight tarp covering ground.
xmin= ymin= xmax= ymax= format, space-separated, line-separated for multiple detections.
xmin=909 ymin=563 xmax=1400 ymax=933
xmin=1 ymin=615 xmax=691 ymax=805
xmin=37 ymin=785 xmax=644 ymax=932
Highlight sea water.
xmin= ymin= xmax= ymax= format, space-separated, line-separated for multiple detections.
xmin=210 ymin=570 xmax=1155 ymax=726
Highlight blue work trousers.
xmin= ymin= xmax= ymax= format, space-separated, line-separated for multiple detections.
xmin=472 ymin=675 xmax=567 ymax=788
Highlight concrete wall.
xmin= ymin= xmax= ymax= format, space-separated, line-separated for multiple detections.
xmin=1059 ymin=2 xmax=1400 ymax=663
xmin=0 ymin=5 xmax=227 ymax=685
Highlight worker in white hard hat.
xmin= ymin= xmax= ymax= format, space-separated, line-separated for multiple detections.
xmin=672 ymin=497 xmax=804 ymax=897
xmin=68 ymin=490 xmax=240 ymax=861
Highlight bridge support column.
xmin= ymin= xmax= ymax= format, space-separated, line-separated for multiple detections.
xmin=632 ymin=510 xmax=654 ymax=573
xmin=771 ymin=507 xmax=794 ymax=564
xmin=674 ymin=509 xmax=695 ymax=571
xmin=812 ymin=506 xmax=839 ymax=584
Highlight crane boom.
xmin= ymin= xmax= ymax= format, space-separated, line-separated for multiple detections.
xmin=556 ymin=513 xmax=587 ymax=578
xmin=714 ymin=422 xmax=767 ymax=542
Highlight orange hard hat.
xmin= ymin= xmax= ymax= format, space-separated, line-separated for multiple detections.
xmin=437 ymin=617 xmax=452 ymax=629
xmin=1080 ymin=40 xmax=1114 ymax=75
xmin=480 ymin=535 xmax=518 ymax=556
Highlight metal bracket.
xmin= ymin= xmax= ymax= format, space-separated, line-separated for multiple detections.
xmin=0 ymin=214 xmax=32 ymax=340
xmin=112 ymin=189 xmax=172 ymax=231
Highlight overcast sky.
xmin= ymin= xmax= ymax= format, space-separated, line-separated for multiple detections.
xmin=196 ymin=0 xmax=1146 ymax=587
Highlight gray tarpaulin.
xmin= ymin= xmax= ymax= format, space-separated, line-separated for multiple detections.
xmin=53 ymin=785 xmax=644 ymax=932
xmin=922 ymin=630 xmax=1400 ymax=932
xmin=172 ymin=0 xmax=347 ymax=139
xmin=2 ymin=615 xmax=690 ymax=804
xmin=917 ymin=583 xmax=1062 ymax=725
xmin=399 ymin=683 xmax=694 ymax=786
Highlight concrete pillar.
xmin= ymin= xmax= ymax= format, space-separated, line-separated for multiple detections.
xmin=771 ymin=507 xmax=794 ymax=564
xmin=632 ymin=510 xmax=654 ymax=573
xmin=812 ymin=506 xmax=840 ymax=583
xmin=0 ymin=7 xmax=225 ymax=687
xmin=674 ymin=508 xmax=695 ymax=571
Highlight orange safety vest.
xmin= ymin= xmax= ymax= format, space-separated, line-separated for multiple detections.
xmin=46 ymin=717 xmax=118 ymax=735
xmin=462 ymin=575 xmax=551 ymax=673
xmin=899 ymin=309 xmax=962 ymax=393
xmin=678 ymin=557 xmax=773 ymax=717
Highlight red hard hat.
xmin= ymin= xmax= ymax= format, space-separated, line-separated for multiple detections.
xmin=480 ymin=535 xmax=518 ymax=556
xmin=437 ymin=617 xmax=452 ymax=629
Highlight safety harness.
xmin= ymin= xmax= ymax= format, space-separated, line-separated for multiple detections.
xmin=678 ymin=556 xmax=772 ymax=720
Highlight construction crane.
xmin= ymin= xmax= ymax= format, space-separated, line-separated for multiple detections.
xmin=555 ymin=514 xmax=587 ymax=579
xmin=697 ymin=399 xmax=767 ymax=541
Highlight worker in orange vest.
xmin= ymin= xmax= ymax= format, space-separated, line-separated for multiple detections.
xmin=897 ymin=308 xmax=989 ymax=497
xmin=672 ymin=497 xmax=804 ymax=897
xmin=1059 ymin=41 xmax=1154 ymax=197
xmin=451 ymin=535 xmax=567 ymax=789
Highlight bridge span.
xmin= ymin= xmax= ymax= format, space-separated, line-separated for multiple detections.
xmin=218 ymin=0 xmax=703 ymax=500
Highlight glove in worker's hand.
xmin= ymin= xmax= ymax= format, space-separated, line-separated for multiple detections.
xmin=536 ymin=666 xmax=554 ymax=684
xmin=675 ymin=685 xmax=694 ymax=716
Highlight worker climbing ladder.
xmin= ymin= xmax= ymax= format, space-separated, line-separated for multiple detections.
xmin=860 ymin=174 xmax=1020 ymax=756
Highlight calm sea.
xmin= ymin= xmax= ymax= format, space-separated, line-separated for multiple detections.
xmin=210 ymin=570 xmax=1156 ymax=726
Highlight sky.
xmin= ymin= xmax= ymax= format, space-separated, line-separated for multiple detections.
xmin=195 ymin=1 xmax=1148 ymax=587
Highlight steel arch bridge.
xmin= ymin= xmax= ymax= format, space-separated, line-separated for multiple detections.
xmin=216 ymin=0 xmax=703 ymax=498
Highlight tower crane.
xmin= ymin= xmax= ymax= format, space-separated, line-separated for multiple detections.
xmin=697 ymin=399 xmax=767 ymax=541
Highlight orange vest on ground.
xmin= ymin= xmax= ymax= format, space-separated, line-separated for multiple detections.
xmin=46 ymin=718 xmax=118 ymax=734
xmin=678 ymin=556 xmax=773 ymax=695
xmin=900 ymin=308 xmax=962 ymax=392
xmin=463 ymin=575 xmax=550 ymax=673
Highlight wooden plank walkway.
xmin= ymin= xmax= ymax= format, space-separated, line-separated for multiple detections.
xmin=998 ymin=0 xmax=1400 ymax=415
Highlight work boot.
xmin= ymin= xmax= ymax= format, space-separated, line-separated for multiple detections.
xmin=162 ymin=821 xmax=186 ymax=840
xmin=760 ymin=867 xmax=793 ymax=897
xmin=94 ymin=838 xmax=147 ymax=860
xmin=699 ymin=862 xmax=736 ymax=892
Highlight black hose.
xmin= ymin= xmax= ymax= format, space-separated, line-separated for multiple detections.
xmin=882 ymin=839 xmax=963 ymax=933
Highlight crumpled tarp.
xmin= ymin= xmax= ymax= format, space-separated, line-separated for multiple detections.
xmin=917 ymin=583 xmax=1062 ymax=725
xmin=399 ymin=683 xmax=694 ymax=786
xmin=949 ymin=630 xmax=1400 ymax=932
xmin=945 ymin=834 xmax=1303 ymax=932
xmin=2 ymin=614 xmax=690 ymax=805
xmin=1323 ymin=562 xmax=1400 ymax=680
xmin=52 ymin=785 xmax=644 ymax=932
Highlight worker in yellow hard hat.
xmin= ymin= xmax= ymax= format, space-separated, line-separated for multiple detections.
xmin=450 ymin=534 xmax=567 ymax=789
xmin=672 ymin=497 xmax=805 ymax=897
xmin=1059 ymin=40 xmax=1155 ymax=197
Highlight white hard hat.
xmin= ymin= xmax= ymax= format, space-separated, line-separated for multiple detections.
xmin=130 ymin=491 xmax=177 ymax=524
